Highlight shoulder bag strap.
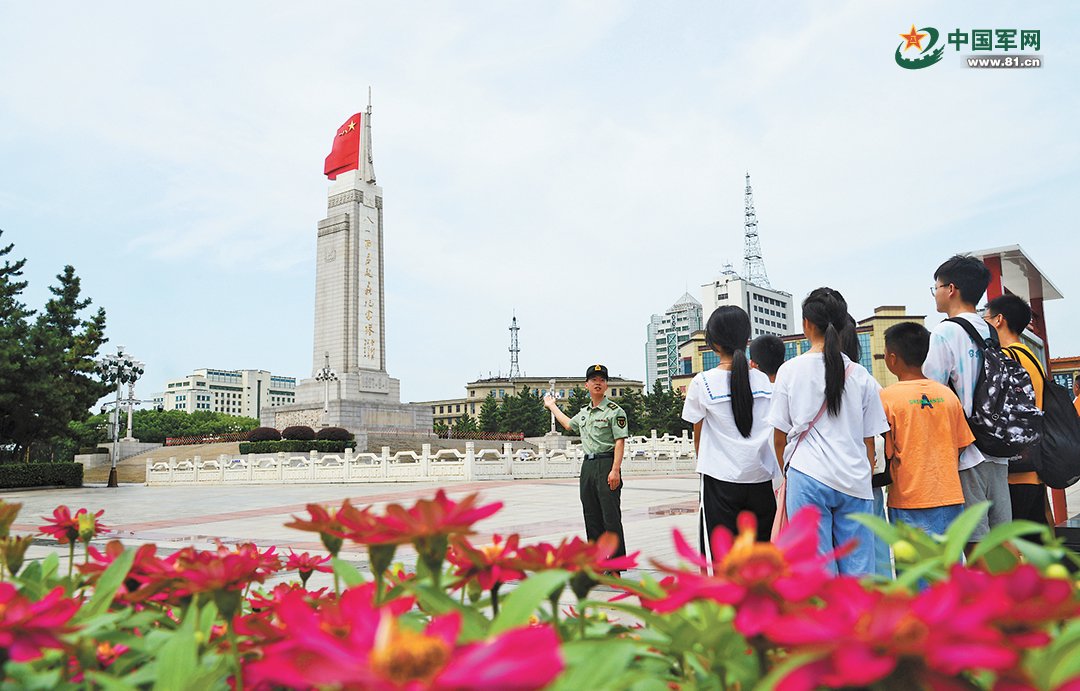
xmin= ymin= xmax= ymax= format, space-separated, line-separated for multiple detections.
xmin=945 ymin=316 xmax=992 ymax=351
xmin=788 ymin=363 xmax=855 ymax=465
xmin=1005 ymin=345 xmax=1047 ymax=382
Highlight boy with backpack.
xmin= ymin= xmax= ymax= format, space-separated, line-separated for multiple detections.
xmin=881 ymin=322 xmax=974 ymax=535
xmin=984 ymin=295 xmax=1052 ymax=529
xmin=922 ymin=255 xmax=1040 ymax=542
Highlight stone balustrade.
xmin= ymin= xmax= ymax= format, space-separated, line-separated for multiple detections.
xmin=145 ymin=431 xmax=696 ymax=485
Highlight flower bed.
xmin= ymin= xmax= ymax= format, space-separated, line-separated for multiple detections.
xmin=0 ymin=494 xmax=1078 ymax=689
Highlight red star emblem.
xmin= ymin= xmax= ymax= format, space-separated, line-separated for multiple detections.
xmin=899 ymin=24 xmax=928 ymax=51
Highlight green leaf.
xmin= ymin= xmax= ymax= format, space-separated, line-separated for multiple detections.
xmin=77 ymin=548 xmax=136 ymax=621
xmin=942 ymin=501 xmax=989 ymax=564
xmin=850 ymin=512 xmax=901 ymax=544
xmin=546 ymin=639 xmax=643 ymax=691
xmin=407 ymin=583 xmax=490 ymax=641
xmin=332 ymin=557 xmax=367 ymax=587
xmin=894 ymin=558 xmax=946 ymax=590
xmin=756 ymin=651 xmax=825 ymax=691
xmin=82 ymin=672 xmax=141 ymax=691
xmin=968 ymin=520 xmax=1049 ymax=563
xmin=490 ymin=570 xmax=571 ymax=635
xmin=152 ymin=602 xmax=200 ymax=691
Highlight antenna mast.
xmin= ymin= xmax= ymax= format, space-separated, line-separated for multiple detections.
xmin=508 ymin=314 xmax=521 ymax=383
xmin=743 ymin=172 xmax=771 ymax=287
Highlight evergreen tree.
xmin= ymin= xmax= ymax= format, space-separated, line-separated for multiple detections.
xmin=613 ymin=387 xmax=645 ymax=436
xmin=559 ymin=386 xmax=590 ymax=436
xmin=478 ymin=392 xmax=500 ymax=433
xmin=452 ymin=412 xmax=479 ymax=437
xmin=0 ymin=231 xmax=32 ymax=457
xmin=20 ymin=266 xmax=108 ymax=460
xmin=640 ymin=380 xmax=688 ymax=437
xmin=521 ymin=386 xmax=550 ymax=437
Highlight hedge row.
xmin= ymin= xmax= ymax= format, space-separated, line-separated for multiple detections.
xmin=237 ymin=440 xmax=354 ymax=454
xmin=0 ymin=463 xmax=84 ymax=489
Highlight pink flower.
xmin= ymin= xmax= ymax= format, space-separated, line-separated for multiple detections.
xmin=285 ymin=550 xmax=332 ymax=586
xmin=766 ymin=577 xmax=1019 ymax=690
xmin=39 ymin=506 xmax=107 ymax=545
xmin=245 ymin=582 xmax=562 ymax=690
xmin=0 ymin=583 xmax=80 ymax=662
xmin=641 ymin=507 xmax=831 ymax=636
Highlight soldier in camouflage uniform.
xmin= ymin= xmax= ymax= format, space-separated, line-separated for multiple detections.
xmin=544 ymin=364 xmax=629 ymax=559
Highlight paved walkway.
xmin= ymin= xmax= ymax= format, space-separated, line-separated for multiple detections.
xmin=3 ymin=476 xmax=702 ymax=593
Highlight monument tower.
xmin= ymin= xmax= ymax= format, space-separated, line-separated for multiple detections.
xmin=263 ymin=102 xmax=432 ymax=441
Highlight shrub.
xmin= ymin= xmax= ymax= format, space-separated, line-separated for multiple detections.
xmin=281 ymin=426 xmax=316 ymax=441
xmin=315 ymin=426 xmax=354 ymax=441
xmin=238 ymin=440 xmax=352 ymax=454
xmin=248 ymin=427 xmax=281 ymax=442
xmin=0 ymin=463 xmax=83 ymax=489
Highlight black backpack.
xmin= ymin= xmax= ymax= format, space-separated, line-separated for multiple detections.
xmin=946 ymin=317 xmax=1042 ymax=458
xmin=1005 ymin=346 xmax=1080 ymax=489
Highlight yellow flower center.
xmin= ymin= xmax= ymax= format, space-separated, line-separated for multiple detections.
xmin=718 ymin=523 xmax=787 ymax=582
xmin=370 ymin=617 xmax=451 ymax=685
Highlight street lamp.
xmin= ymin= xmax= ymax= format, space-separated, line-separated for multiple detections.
xmin=314 ymin=351 xmax=338 ymax=425
xmin=97 ymin=346 xmax=145 ymax=488
xmin=547 ymin=378 xmax=560 ymax=434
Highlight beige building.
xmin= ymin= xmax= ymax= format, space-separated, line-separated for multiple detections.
xmin=670 ymin=305 xmax=925 ymax=394
xmin=162 ymin=369 xmax=296 ymax=419
xmin=417 ymin=375 xmax=645 ymax=428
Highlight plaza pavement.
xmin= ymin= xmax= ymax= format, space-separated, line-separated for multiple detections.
xmin=2 ymin=475 xmax=702 ymax=599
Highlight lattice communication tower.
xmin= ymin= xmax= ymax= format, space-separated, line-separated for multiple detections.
xmin=743 ymin=172 xmax=771 ymax=288
xmin=508 ymin=314 xmax=521 ymax=382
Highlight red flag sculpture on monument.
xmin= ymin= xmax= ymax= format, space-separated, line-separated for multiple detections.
xmin=323 ymin=113 xmax=362 ymax=180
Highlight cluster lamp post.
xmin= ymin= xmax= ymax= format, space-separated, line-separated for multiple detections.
xmin=97 ymin=346 xmax=145 ymax=488
xmin=314 ymin=351 xmax=339 ymax=424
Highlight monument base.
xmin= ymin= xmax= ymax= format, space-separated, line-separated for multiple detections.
xmin=261 ymin=370 xmax=431 ymax=448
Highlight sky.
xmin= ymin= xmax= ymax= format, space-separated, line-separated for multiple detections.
xmin=1 ymin=2 xmax=1078 ymax=405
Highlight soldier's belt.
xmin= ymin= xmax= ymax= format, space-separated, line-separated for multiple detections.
xmin=583 ymin=452 xmax=614 ymax=461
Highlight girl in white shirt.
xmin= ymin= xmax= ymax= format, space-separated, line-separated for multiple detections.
xmin=766 ymin=288 xmax=889 ymax=576
xmin=682 ymin=306 xmax=778 ymax=554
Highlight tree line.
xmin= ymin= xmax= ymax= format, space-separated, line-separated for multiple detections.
xmin=435 ymin=381 xmax=691 ymax=439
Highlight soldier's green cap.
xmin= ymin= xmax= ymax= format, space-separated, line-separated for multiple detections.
xmin=585 ymin=364 xmax=609 ymax=380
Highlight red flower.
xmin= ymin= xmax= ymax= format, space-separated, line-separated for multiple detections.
xmin=167 ymin=543 xmax=281 ymax=595
xmin=927 ymin=565 xmax=1079 ymax=649
xmin=343 ymin=490 xmax=503 ymax=546
xmin=285 ymin=550 xmax=332 ymax=587
xmin=285 ymin=550 xmax=332 ymax=574
xmin=766 ymin=577 xmax=1019 ymax=690
xmin=447 ymin=534 xmax=525 ymax=592
xmin=0 ymin=583 xmax=80 ymax=662
xmin=79 ymin=541 xmax=175 ymax=604
xmin=515 ymin=532 xmax=638 ymax=600
xmin=285 ymin=502 xmax=364 ymax=556
xmin=244 ymin=582 xmax=562 ymax=690
xmin=39 ymin=506 xmax=107 ymax=544
xmin=515 ymin=532 xmax=638 ymax=575
xmin=641 ymin=508 xmax=831 ymax=636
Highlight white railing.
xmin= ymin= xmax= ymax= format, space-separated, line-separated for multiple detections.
xmin=145 ymin=431 xmax=696 ymax=486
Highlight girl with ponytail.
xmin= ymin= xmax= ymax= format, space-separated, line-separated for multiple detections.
xmin=766 ymin=288 xmax=890 ymax=576
xmin=681 ymin=306 xmax=779 ymax=553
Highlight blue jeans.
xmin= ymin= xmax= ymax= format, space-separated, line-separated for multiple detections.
xmin=786 ymin=467 xmax=874 ymax=576
xmin=889 ymin=504 xmax=963 ymax=537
